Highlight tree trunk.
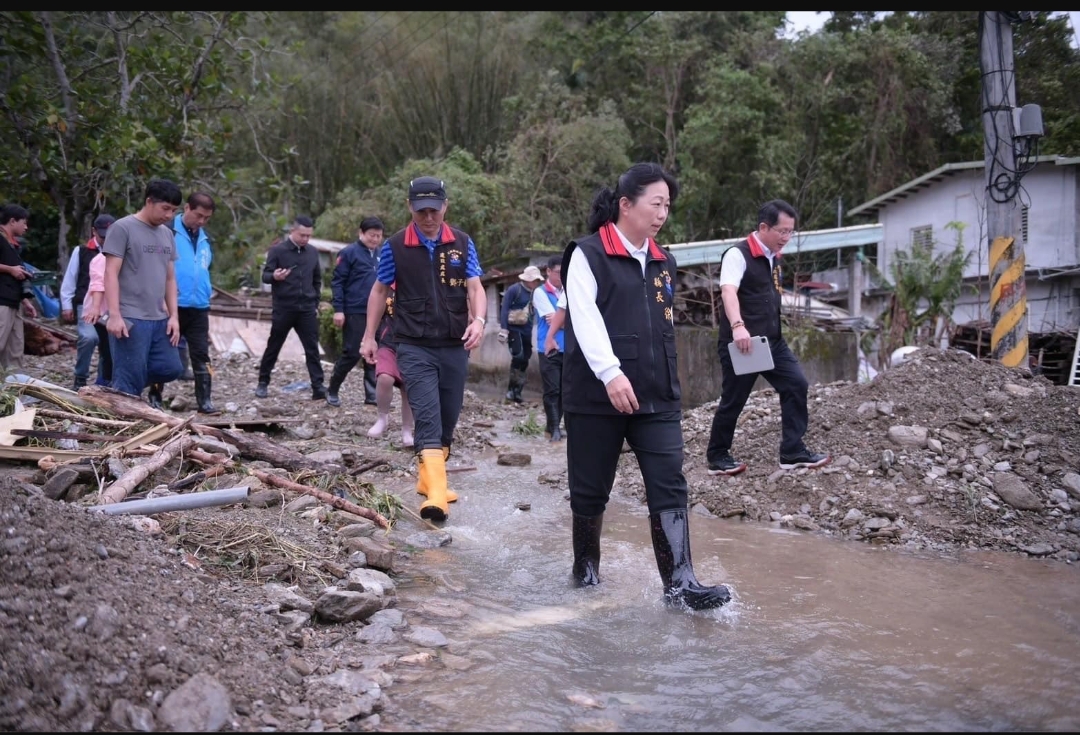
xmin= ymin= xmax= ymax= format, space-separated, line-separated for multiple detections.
xmin=77 ymin=386 xmax=328 ymax=472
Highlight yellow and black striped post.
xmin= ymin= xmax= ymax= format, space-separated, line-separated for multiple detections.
xmin=988 ymin=235 xmax=1028 ymax=367
xmin=980 ymin=14 xmax=1029 ymax=370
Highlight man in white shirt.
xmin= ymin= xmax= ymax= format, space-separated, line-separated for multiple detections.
xmin=705 ymin=198 xmax=830 ymax=474
xmin=533 ymin=254 xmax=565 ymax=441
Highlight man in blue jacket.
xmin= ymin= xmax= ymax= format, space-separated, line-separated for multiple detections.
xmin=326 ymin=216 xmax=384 ymax=407
xmin=167 ymin=191 xmax=220 ymax=414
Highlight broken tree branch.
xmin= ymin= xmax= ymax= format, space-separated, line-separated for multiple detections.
xmin=168 ymin=463 xmax=229 ymax=492
xmin=249 ymin=468 xmax=390 ymax=529
xmin=35 ymin=408 xmax=137 ymax=430
xmin=77 ymin=386 xmax=326 ymax=472
xmin=99 ymin=433 xmax=194 ymax=505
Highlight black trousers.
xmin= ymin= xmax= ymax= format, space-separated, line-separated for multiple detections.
xmin=177 ymin=307 xmax=211 ymax=373
xmin=329 ymin=312 xmax=376 ymax=399
xmin=706 ymin=336 xmax=809 ymax=461
xmin=565 ymin=410 xmax=687 ymax=518
xmin=258 ymin=309 xmax=324 ymax=387
xmin=539 ymin=351 xmax=563 ymax=430
xmin=93 ymin=322 xmax=112 ymax=385
xmin=396 ymin=343 xmax=469 ymax=452
xmin=507 ymin=328 xmax=533 ymax=373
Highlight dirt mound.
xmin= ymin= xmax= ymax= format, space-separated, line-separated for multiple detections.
xmin=670 ymin=347 xmax=1080 ymax=559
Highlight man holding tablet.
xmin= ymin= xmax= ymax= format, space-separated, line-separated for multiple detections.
xmin=705 ymin=199 xmax=830 ymax=475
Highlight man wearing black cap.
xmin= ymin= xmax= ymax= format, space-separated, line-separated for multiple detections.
xmin=60 ymin=213 xmax=115 ymax=389
xmin=359 ymin=176 xmax=487 ymax=523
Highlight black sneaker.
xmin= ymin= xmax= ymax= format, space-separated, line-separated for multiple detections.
xmin=707 ymin=451 xmax=747 ymax=476
xmin=779 ymin=450 xmax=831 ymax=470
xmin=326 ymin=392 xmax=341 ymax=407
xmin=255 ymin=383 xmax=268 ymax=398
xmin=311 ymin=386 xmax=327 ymax=401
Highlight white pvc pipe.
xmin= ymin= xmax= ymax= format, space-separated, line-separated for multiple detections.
xmin=93 ymin=486 xmax=249 ymax=515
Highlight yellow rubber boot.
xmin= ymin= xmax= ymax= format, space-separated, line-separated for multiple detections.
xmin=419 ymin=448 xmax=450 ymax=522
xmin=416 ymin=447 xmax=457 ymax=502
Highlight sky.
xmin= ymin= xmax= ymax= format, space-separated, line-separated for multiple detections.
xmin=785 ymin=11 xmax=1080 ymax=46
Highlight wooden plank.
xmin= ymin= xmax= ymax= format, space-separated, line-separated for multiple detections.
xmin=191 ymin=417 xmax=305 ymax=428
xmin=0 ymin=408 xmax=36 ymax=447
xmin=11 ymin=428 xmax=126 ymax=443
xmin=0 ymin=445 xmax=97 ymax=461
xmin=105 ymin=422 xmax=174 ymax=456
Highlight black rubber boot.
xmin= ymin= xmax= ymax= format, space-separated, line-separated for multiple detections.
xmin=363 ymin=362 xmax=378 ymax=405
xmin=147 ymin=383 xmax=164 ymax=410
xmin=649 ymin=509 xmax=731 ymax=610
xmin=508 ymin=368 xmax=526 ymax=404
xmin=194 ymin=371 xmax=221 ymax=415
xmin=571 ymin=513 xmax=603 ymax=586
xmin=178 ymin=345 xmax=194 ymax=381
xmin=543 ymin=396 xmax=557 ymax=436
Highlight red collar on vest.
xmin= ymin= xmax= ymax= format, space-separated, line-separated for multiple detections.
xmin=405 ymin=222 xmax=454 ymax=247
xmin=543 ymin=281 xmax=559 ymax=297
xmin=747 ymin=232 xmax=780 ymax=259
xmin=599 ymin=222 xmax=667 ymax=261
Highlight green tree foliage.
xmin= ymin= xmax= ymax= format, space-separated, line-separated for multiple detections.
xmin=0 ymin=11 xmax=283 ymax=270
xmin=868 ymin=222 xmax=974 ymax=368
xmin=4 ymin=11 xmax=1080 ymax=287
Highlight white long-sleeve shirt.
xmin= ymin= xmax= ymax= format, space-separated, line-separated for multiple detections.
xmin=59 ymin=248 xmax=83 ymax=310
xmin=564 ymin=224 xmax=650 ymax=386
xmin=532 ymin=280 xmax=561 ymax=320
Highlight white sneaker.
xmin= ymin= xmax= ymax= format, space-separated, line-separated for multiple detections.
xmin=401 ymin=428 xmax=414 ymax=447
xmin=367 ymin=415 xmax=389 ymax=438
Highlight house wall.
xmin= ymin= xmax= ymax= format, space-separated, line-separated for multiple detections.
xmin=837 ymin=163 xmax=1080 ymax=332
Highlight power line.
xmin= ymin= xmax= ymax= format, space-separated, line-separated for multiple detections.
xmin=574 ymin=11 xmax=658 ymax=78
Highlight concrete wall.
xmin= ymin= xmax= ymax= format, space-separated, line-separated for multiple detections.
xmin=466 ymin=323 xmax=860 ymax=409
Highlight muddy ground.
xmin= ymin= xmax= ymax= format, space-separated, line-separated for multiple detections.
xmin=2 ymin=343 xmax=1079 ymax=731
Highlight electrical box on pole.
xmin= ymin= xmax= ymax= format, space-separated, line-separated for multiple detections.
xmin=980 ymin=11 xmax=1028 ymax=369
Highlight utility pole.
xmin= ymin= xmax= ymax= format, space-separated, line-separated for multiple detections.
xmin=980 ymin=11 xmax=1028 ymax=369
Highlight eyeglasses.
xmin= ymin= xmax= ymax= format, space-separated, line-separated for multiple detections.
xmin=767 ymin=225 xmax=797 ymax=238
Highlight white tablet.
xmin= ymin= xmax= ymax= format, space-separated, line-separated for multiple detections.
xmin=727 ymin=335 xmax=774 ymax=375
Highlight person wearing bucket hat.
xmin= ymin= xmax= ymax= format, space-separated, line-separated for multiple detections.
xmin=359 ymin=175 xmax=487 ymax=524
xmin=498 ymin=264 xmax=543 ymax=403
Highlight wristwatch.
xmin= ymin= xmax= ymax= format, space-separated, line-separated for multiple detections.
xmin=473 ymin=316 xmax=486 ymax=326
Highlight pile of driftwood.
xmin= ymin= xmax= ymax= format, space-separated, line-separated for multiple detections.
xmin=0 ymin=384 xmax=397 ymax=528
xmin=24 ymin=318 xmax=77 ymax=356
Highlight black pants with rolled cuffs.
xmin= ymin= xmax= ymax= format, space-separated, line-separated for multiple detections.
xmin=706 ymin=335 xmax=809 ymax=461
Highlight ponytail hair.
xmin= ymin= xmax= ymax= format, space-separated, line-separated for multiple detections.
xmin=585 ymin=162 xmax=679 ymax=233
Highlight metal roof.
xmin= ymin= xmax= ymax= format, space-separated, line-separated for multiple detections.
xmin=848 ymin=155 xmax=1080 ymax=217
xmin=665 ymin=223 xmax=882 ymax=268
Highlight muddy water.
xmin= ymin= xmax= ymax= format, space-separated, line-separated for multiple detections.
xmin=381 ymin=419 xmax=1080 ymax=732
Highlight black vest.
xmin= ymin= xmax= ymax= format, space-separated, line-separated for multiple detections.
xmin=717 ymin=239 xmax=783 ymax=345
xmin=72 ymin=244 xmax=97 ymax=308
xmin=561 ymin=228 xmax=681 ymax=415
xmin=387 ymin=224 xmax=472 ymax=348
